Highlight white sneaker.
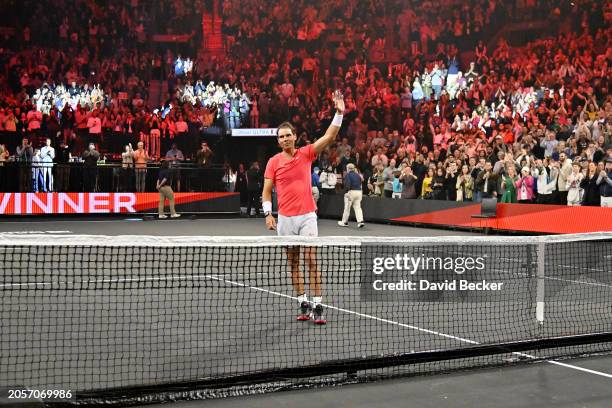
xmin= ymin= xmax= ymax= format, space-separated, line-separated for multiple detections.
xmin=357 ymin=222 xmax=365 ymax=228
xmin=170 ymin=213 xmax=181 ymax=218
xmin=338 ymin=221 xmax=348 ymax=227
xmin=158 ymin=214 xmax=168 ymax=219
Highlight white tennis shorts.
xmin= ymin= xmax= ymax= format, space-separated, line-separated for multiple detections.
xmin=277 ymin=212 xmax=318 ymax=237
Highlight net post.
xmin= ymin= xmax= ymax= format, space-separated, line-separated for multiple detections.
xmin=536 ymin=238 xmax=545 ymax=325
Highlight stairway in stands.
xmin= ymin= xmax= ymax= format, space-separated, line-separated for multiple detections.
xmin=201 ymin=0 xmax=225 ymax=58
xmin=148 ymin=80 xmax=167 ymax=110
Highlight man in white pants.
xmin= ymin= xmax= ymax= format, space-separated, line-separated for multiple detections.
xmin=40 ymin=138 xmax=55 ymax=192
xmin=338 ymin=163 xmax=364 ymax=228
xmin=262 ymin=90 xmax=345 ymax=325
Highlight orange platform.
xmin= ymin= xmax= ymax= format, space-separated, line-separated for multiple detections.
xmin=392 ymin=203 xmax=612 ymax=234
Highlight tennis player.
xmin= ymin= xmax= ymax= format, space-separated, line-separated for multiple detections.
xmin=262 ymin=90 xmax=345 ymax=325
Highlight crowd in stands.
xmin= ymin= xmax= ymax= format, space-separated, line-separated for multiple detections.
xmin=0 ymin=0 xmax=610 ymax=204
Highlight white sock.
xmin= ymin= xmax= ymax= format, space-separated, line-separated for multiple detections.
xmin=312 ymin=296 xmax=322 ymax=306
xmin=298 ymin=293 xmax=308 ymax=304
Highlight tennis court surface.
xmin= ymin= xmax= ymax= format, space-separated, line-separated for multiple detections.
xmin=0 ymin=218 xmax=610 ymax=407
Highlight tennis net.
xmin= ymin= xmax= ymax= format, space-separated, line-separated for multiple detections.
xmin=0 ymin=233 xmax=611 ymax=405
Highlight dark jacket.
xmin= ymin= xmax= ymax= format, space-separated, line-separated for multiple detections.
xmin=476 ymin=170 xmax=499 ymax=198
xmin=246 ymin=167 xmax=262 ymax=192
xmin=82 ymin=149 xmax=100 ymax=167
xmin=580 ymin=175 xmax=601 ymax=206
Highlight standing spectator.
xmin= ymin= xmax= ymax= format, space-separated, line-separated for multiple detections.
xmin=87 ymin=109 xmax=102 ymax=147
xmin=566 ymin=162 xmax=584 ymax=206
xmin=55 ymin=141 xmax=71 ymax=192
xmin=16 ymin=137 xmax=33 ymax=192
xmin=597 ymin=158 xmax=612 ymax=207
xmin=533 ymin=159 xmax=557 ymax=204
xmin=133 ymin=141 xmax=149 ymax=192
xmin=319 ymin=165 xmax=337 ymax=195
xmin=311 ymin=167 xmax=320 ymax=205
xmin=121 ymin=144 xmax=134 ymax=192
xmin=368 ymin=163 xmax=385 ymax=197
xmin=392 ymin=171 xmax=403 ymax=199
xmin=156 ymin=160 xmax=181 ymax=219
xmin=399 ymin=165 xmax=418 ymax=199
xmin=471 ymin=158 xmax=485 ymax=202
xmin=500 ymin=166 xmax=518 ymax=203
xmin=382 ymin=159 xmax=398 ymax=198
xmin=516 ymin=167 xmax=535 ymax=204
xmin=421 ymin=168 xmax=435 ymax=199
xmin=456 ymin=164 xmax=474 ymax=201
xmin=235 ymin=163 xmax=248 ymax=203
xmin=40 ymin=138 xmax=55 ymax=192
xmin=580 ymin=162 xmax=601 ymax=207
xmin=195 ymin=142 xmax=214 ymax=167
xmin=31 ymin=149 xmax=45 ymax=192
xmin=338 ymin=163 xmax=364 ymax=228
xmin=81 ymin=143 xmax=100 ymax=192
xmin=556 ymin=152 xmax=572 ymax=205
xmin=445 ymin=161 xmax=459 ymax=200
xmin=165 ymin=143 xmax=184 ymax=192
xmin=431 ymin=168 xmax=446 ymax=200
xmin=246 ymin=161 xmax=263 ymax=217
xmin=476 ymin=162 xmax=498 ymax=200
xmin=195 ymin=142 xmax=214 ymax=191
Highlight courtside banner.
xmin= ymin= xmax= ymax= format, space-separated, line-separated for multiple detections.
xmin=0 ymin=192 xmax=239 ymax=215
xmin=230 ymin=128 xmax=277 ymax=137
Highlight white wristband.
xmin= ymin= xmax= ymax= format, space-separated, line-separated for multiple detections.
xmin=331 ymin=113 xmax=343 ymax=127
xmin=263 ymin=201 xmax=272 ymax=214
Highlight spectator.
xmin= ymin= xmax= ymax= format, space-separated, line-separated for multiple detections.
xmin=476 ymin=162 xmax=498 ymax=200
xmin=431 ymin=168 xmax=446 ymax=200
xmin=399 ymin=165 xmax=418 ymax=199
xmin=246 ymin=161 xmax=263 ymax=217
xmin=133 ymin=141 xmax=149 ymax=192
xmin=556 ymin=152 xmax=572 ymax=205
xmin=81 ymin=143 xmax=100 ymax=192
xmin=16 ymin=138 xmax=33 ymax=192
xmin=456 ymin=164 xmax=474 ymax=201
xmin=319 ymin=165 xmax=337 ymax=195
xmin=516 ymin=167 xmax=535 ymax=204
xmin=597 ymin=158 xmax=612 ymax=207
xmin=566 ymin=162 xmax=584 ymax=206
xmin=533 ymin=159 xmax=558 ymax=204
xmin=40 ymin=138 xmax=55 ymax=192
xmin=382 ymin=159 xmax=398 ymax=198
xmin=500 ymin=165 xmax=518 ymax=203
xmin=311 ymin=167 xmax=320 ymax=204
xmin=165 ymin=143 xmax=184 ymax=192
xmin=580 ymin=162 xmax=601 ymax=207
xmin=392 ymin=171 xmax=402 ymax=199
xmin=31 ymin=149 xmax=45 ymax=192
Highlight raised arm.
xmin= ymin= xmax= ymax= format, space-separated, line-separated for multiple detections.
xmin=313 ymin=90 xmax=345 ymax=155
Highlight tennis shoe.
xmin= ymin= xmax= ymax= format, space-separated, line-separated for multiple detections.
xmin=297 ymin=301 xmax=311 ymax=321
xmin=158 ymin=214 xmax=168 ymax=219
xmin=311 ymin=304 xmax=327 ymax=325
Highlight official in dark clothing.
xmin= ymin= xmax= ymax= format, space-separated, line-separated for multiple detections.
xmin=338 ymin=163 xmax=364 ymax=228
xmin=246 ymin=161 xmax=263 ymax=217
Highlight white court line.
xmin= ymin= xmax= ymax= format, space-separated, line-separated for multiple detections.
xmin=206 ymin=273 xmax=612 ymax=379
